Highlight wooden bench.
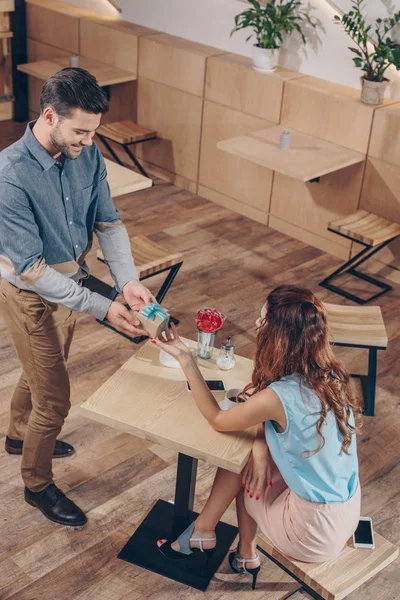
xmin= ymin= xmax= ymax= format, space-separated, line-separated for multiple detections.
xmin=85 ymin=235 xmax=183 ymax=343
xmin=98 ymin=120 xmax=157 ymax=178
xmin=324 ymin=303 xmax=388 ymax=417
xmin=320 ymin=210 xmax=400 ymax=304
xmin=104 ymin=158 xmax=152 ymax=197
xmin=257 ymin=531 xmax=398 ymax=600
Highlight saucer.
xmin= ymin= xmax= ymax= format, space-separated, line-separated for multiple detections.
xmin=159 ymin=340 xmax=190 ymax=369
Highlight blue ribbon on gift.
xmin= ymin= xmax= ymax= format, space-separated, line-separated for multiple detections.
xmin=140 ymin=302 xmax=169 ymax=332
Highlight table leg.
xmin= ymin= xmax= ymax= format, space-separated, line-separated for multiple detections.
xmin=117 ymin=452 xmax=238 ymax=591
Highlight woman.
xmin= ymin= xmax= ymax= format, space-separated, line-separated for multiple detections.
xmin=151 ymin=285 xmax=361 ymax=590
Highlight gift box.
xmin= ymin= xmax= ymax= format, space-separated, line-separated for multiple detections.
xmin=136 ymin=302 xmax=170 ymax=338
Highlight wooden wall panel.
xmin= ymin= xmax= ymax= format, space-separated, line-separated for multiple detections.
xmin=139 ymin=34 xmax=223 ymax=97
xmin=360 ymin=159 xmax=400 ymax=223
xmin=26 ymin=38 xmax=70 ymax=115
xmin=368 ymin=104 xmax=400 ymax=168
xmin=198 ymin=100 xmax=274 ymax=218
xmin=79 ymin=17 xmax=154 ymax=74
xmin=281 ymin=77 xmax=381 ymax=153
xmin=137 ymin=77 xmax=203 ymax=183
xmin=270 ymin=163 xmax=365 ymax=259
xmin=205 ymin=53 xmax=302 ymax=123
xmin=26 ymin=1 xmax=81 ymax=54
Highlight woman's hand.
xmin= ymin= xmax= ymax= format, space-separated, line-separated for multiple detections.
xmin=242 ymin=436 xmax=272 ymax=500
xmin=151 ymin=322 xmax=193 ymax=363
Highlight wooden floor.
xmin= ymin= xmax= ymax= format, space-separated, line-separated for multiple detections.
xmin=0 ymin=120 xmax=399 ymax=600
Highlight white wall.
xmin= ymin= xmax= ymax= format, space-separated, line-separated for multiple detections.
xmin=62 ymin=0 xmax=400 ymax=97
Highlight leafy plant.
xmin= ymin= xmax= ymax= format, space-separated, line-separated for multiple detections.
xmin=334 ymin=0 xmax=400 ymax=82
xmin=231 ymin=0 xmax=316 ymax=50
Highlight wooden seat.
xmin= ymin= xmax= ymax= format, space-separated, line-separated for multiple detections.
xmin=324 ymin=303 xmax=388 ymax=349
xmin=323 ymin=302 xmax=387 ymax=417
xmin=320 ymin=210 xmax=400 ymax=304
xmin=97 ymin=120 xmax=157 ymax=145
xmin=329 ymin=210 xmax=400 ymax=247
xmin=97 ymin=234 xmax=183 ymax=279
xmin=104 ymin=158 xmax=152 ymax=197
xmin=257 ymin=532 xmax=398 ymax=600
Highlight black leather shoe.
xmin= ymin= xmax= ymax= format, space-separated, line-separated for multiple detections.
xmin=5 ymin=437 xmax=75 ymax=458
xmin=24 ymin=483 xmax=87 ymax=526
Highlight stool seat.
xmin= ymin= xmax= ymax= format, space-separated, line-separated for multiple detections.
xmin=324 ymin=303 xmax=388 ymax=349
xmin=97 ymin=234 xmax=183 ymax=279
xmin=97 ymin=120 xmax=157 ymax=145
xmin=329 ymin=210 xmax=400 ymax=247
xmin=257 ymin=532 xmax=398 ymax=600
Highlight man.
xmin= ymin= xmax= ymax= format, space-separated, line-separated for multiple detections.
xmin=0 ymin=68 xmax=154 ymax=526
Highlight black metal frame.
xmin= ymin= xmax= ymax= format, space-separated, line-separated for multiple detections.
xmin=117 ymin=453 xmax=238 ymax=591
xmin=331 ymin=342 xmax=381 ymax=417
xmin=319 ymin=229 xmax=397 ymax=304
xmin=84 ymin=259 xmax=183 ymax=344
xmin=97 ymin=132 xmax=157 ymax=179
xmin=257 ymin=546 xmax=324 ymax=600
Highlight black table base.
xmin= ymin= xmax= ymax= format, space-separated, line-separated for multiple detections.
xmin=117 ymin=453 xmax=238 ymax=591
xmin=118 ymin=499 xmax=238 ymax=591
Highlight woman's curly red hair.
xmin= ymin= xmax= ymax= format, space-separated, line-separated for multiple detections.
xmin=240 ymin=285 xmax=361 ymax=455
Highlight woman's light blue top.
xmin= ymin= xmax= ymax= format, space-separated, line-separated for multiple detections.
xmin=265 ymin=374 xmax=359 ymax=504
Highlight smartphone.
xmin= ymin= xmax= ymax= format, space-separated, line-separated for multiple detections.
xmin=353 ymin=517 xmax=375 ymax=549
xmin=186 ymin=380 xmax=226 ymax=392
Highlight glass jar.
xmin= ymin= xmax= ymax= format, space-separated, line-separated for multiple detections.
xmin=216 ymin=337 xmax=235 ymax=370
xmin=197 ymin=329 xmax=216 ymax=360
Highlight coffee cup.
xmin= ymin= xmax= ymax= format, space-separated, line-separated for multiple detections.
xmin=218 ymin=388 xmax=241 ymax=411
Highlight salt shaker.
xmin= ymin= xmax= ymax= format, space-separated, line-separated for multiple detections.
xmin=216 ymin=337 xmax=235 ymax=371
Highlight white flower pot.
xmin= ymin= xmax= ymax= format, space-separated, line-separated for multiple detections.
xmin=360 ymin=77 xmax=389 ymax=105
xmin=252 ymin=46 xmax=279 ymax=73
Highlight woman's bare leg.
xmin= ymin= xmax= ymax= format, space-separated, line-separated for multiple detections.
xmin=235 ymin=488 xmax=259 ymax=562
xmin=170 ymin=468 xmax=259 ymax=563
xmin=171 ymin=467 xmax=242 ymax=551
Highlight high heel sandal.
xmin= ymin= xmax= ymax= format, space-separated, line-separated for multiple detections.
xmin=229 ymin=547 xmax=261 ymax=590
xmin=157 ymin=521 xmax=216 ymax=560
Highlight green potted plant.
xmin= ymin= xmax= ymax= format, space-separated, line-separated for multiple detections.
xmin=334 ymin=0 xmax=400 ymax=104
xmin=231 ymin=0 xmax=316 ymax=73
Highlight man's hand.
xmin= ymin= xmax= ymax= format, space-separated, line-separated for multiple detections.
xmin=106 ymin=301 xmax=145 ymax=337
xmin=242 ymin=434 xmax=272 ymax=500
xmin=122 ymin=280 xmax=155 ymax=312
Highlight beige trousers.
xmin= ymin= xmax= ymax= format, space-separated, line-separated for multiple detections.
xmin=0 ymin=278 xmax=77 ymax=492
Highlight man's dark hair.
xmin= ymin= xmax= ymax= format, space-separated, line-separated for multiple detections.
xmin=40 ymin=67 xmax=109 ymax=117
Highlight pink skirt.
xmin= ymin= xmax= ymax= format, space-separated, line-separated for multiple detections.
xmin=244 ymin=463 xmax=361 ymax=563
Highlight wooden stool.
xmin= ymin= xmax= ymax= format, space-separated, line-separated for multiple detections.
xmin=324 ymin=303 xmax=388 ymax=417
xmin=84 ymin=235 xmax=183 ymax=343
xmin=257 ymin=532 xmax=398 ymax=600
xmin=319 ymin=210 xmax=400 ymax=304
xmin=97 ymin=120 xmax=157 ymax=178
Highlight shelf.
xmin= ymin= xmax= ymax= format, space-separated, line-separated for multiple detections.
xmin=0 ymin=31 xmax=13 ymax=39
xmin=217 ymin=125 xmax=366 ymax=182
xmin=17 ymin=56 xmax=137 ymax=87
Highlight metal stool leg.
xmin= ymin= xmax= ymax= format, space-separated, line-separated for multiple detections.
xmin=319 ymin=237 xmax=395 ymax=304
xmin=363 ymin=347 xmax=377 ymax=417
xmin=123 ymin=143 xmax=150 ymax=178
xmin=97 ymin=134 xmax=124 ymax=166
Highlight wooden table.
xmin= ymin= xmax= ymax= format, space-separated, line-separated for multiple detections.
xmin=104 ymin=158 xmax=152 ymax=197
xmin=17 ymin=56 xmax=136 ymax=87
xmin=80 ymin=338 xmax=255 ymax=590
xmin=217 ymin=125 xmax=365 ymax=183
